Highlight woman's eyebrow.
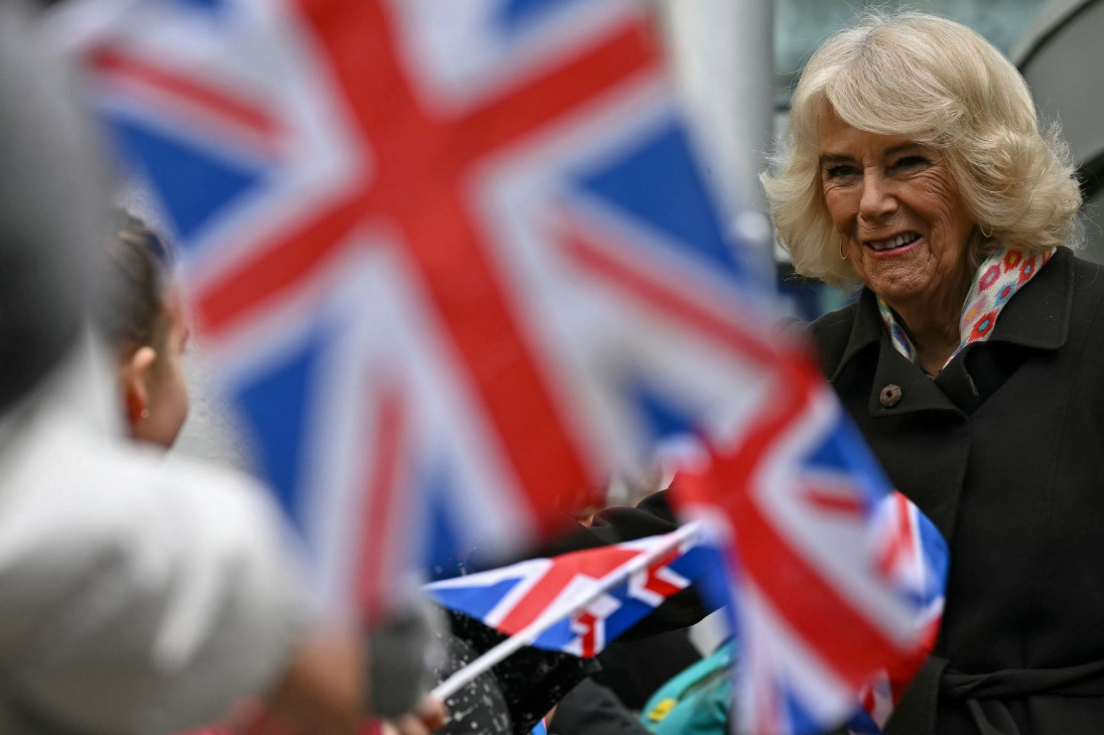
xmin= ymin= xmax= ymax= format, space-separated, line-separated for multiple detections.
xmin=886 ymin=143 xmax=923 ymax=157
xmin=819 ymin=153 xmax=854 ymax=166
xmin=819 ymin=143 xmax=923 ymax=168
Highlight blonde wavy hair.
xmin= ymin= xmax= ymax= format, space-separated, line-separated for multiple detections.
xmin=761 ymin=11 xmax=1082 ymax=286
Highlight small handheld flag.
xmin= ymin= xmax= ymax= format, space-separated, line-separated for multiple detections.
xmin=426 ymin=523 xmax=707 ymax=700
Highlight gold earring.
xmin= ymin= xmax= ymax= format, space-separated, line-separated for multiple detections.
xmin=140 ymin=409 xmax=149 ymax=420
xmin=980 ymin=224 xmax=993 ymax=239
xmin=839 ymin=239 xmax=849 ymax=261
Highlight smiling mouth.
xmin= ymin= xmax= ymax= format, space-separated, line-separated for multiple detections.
xmin=865 ymin=233 xmax=920 ymax=252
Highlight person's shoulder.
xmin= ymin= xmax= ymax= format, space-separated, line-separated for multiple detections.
xmin=1054 ymin=249 xmax=1104 ymax=332
xmin=0 ymin=413 xmax=290 ymax=582
xmin=1059 ymin=251 xmax=1104 ymax=395
xmin=808 ymin=301 xmax=862 ymax=340
xmin=1059 ymin=250 xmax=1104 ymax=354
xmin=774 ymin=301 xmax=862 ymax=376
xmin=803 ymin=301 xmax=863 ymax=375
xmin=775 ymin=301 xmax=860 ymax=344
xmin=1066 ymin=248 xmax=1104 ymax=295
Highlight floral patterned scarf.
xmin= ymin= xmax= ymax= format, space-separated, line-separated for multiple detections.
xmin=876 ymin=245 xmax=1056 ymax=371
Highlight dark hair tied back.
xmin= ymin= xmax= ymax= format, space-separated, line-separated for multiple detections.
xmin=99 ymin=212 xmax=173 ymax=357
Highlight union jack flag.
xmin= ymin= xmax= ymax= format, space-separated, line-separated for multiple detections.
xmin=425 ymin=525 xmax=709 ymax=658
xmin=62 ymin=0 xmax=772 ymax=620
xmin=846 ymin=493 xmax=945 ymax=734
xmin=673 ymin=354 xmax=948 ymax=735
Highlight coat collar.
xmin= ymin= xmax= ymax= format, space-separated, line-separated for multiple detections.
xmin=830 ymin=288 xmax=884 ymax=383
xmin=985 ymin=246 xmax=1074 ymax=350
xmin=829 ymin=247 xmax=1075 ymax=416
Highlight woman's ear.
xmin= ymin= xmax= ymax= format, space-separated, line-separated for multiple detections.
xmin=121 ymin=345 xmax=157 ymax=431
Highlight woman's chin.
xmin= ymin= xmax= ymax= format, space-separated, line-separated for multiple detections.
xmin=862 ymin=268 xmax=933 ymax=305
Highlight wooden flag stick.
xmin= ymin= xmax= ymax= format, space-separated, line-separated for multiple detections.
xmin=430 ymin=521 xmax=701 ymax=703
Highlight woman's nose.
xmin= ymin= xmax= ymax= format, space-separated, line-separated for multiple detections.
xmin=858 ymin=171 xmax=897 ymax=221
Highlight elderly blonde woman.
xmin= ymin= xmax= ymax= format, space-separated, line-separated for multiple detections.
xmin=764 ymin=11 xmax=1103 ymax=735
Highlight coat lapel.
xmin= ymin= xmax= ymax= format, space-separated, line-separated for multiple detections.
xmin=954 ymin=247 xmax=1073 ymax=410
xmin=829 ymin=289 xmax=963 ymax=417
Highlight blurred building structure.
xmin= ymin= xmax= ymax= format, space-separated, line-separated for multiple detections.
xmin=659 ymin=0 xmax=776 ymax=276
xmin=776 ymin=0 xmax=1050 ymax=109
xmin=1014 ymin=0 xmax=1104 ymax=263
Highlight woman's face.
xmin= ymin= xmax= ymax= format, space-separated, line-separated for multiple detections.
xmin=818 ymin=111 xmax=976 ymax=308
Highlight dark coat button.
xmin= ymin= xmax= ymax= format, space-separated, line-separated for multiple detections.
xmin=879 ymin=384 xmax=903 ymax=408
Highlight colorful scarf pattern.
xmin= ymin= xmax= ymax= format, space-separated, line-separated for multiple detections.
xmin=877 ymin=245 xmax=1056 ymax=372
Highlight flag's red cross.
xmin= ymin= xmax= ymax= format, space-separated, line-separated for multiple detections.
xmin=90 ymin=48 xmax=281 ymax=142
xmin=563 ymin=550 xmax=683 ymax=658
xmin=876 ymin=492 xmax=918 ymax=578
xmin=638 ymin=548 xmax=684 ymax=598
xmin=188 ymin=0 xmax=664 ymax=529
xmin=675 ymin=356 xmax=914 ymax=689
xmin=497 ymin=545 xmax=639 ymax=633
xmin=572 ymin=610 xmax=601 ymax=658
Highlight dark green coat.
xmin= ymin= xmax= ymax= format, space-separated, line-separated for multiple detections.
xmin=810 ymin=247 xmax=1104 ymax=734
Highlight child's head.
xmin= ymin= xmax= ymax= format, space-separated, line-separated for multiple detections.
xmin=102 ymin=213 xmax=190 ymax=448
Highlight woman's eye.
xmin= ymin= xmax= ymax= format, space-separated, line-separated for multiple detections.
xmin=825 ymin=164 xmax=858 ymax=179
xmin=892 ymin=155 xmax=928 ymax=170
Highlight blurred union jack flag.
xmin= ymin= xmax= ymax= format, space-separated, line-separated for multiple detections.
xmin=673 ymin=354 xmax=947 ymax=735
xmin=426 ymin=524 xmax=708 ymax=658
xmin=62 ymin=0 xmax=774 ymax=620
xmin=846 ymin=492 xmax=945 ymax=734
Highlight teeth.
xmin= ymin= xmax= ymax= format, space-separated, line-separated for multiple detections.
xmin=869 ymin=233 xmax=919 ymax=251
